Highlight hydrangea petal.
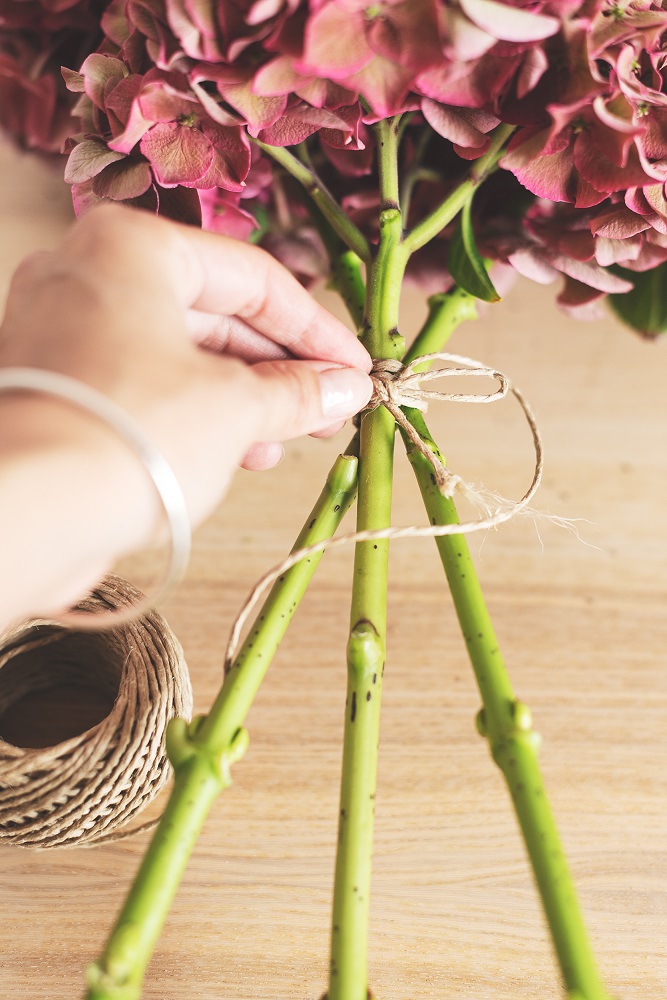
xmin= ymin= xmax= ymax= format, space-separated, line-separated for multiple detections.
xmin=140 ymin=121 xmax=213 ymax=185
xmin=459 ymin=0 xmax=560 ymax=43
xmin=80 ymin=53 xmax=128 ymax=110
xmin=92 ymin=157 xmax=153 ymax=199
xmin=64 ymin=140 xmax=125 ymax=184
xmin=301 ymin=4 xmax=373 ymax=77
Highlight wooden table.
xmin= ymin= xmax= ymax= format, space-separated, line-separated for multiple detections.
xmin=0 ymin=138 xmax=665 ymax=1000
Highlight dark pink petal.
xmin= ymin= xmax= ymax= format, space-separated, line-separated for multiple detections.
xmin=262 ymin=230 xmax=328 ymax=287
xmin=154 ymin=184 xmax=201 ymax=225
xmin=319 ymin=102 xmax=365 ymax=150
xmin=573 ymin=132 xmax=654 ymax=194
xmin=321 ymin=136 xmax=375 ymax=176
xmin=106 ymin=75 xmax=154 ymax=150
xmin=195 ymin=122 xmax=250 ymax=190
xmin=503 ymin=143 xmax=575 ymax=203
xmin=92 ymin=158 xmax=153 ymax=199
xmin=64 ymin=140 xmax=126 ymax=184
xmin=459 ymin=0 xmax=559 ymax=43
xmin=556 ymin=278 xmax=606 ymax=320
xmin=200 ymin=188 xmax=258 ymax=240
xmin=556 ymin=229 xmax=595 ymax=262
xmin=140 ymin=121 xmax=213 ymax=185
xmin=80 ymin=54 xmax=128 ymax=110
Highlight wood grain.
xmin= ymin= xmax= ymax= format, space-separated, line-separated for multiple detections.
xmin=0 ymin=136 xmax=665 ymax=1000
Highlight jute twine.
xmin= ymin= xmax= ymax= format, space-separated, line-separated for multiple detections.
xmin=0 ymin=351 xmax=542 ymax=849
xmin=0 ymin=575 xmax=192 ymax=849
xmin=223 ymin=352 xmax=544 ymax=674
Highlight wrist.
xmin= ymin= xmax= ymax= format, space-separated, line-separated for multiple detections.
xmin=0 ymin=393 xmax=163 ymax=624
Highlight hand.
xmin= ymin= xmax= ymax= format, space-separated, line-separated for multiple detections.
xmin=0 ymin=204 xmax=372 ymax=623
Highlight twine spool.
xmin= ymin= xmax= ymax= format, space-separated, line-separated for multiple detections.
xmin=0 ymin=575 xmax=192 ymax=849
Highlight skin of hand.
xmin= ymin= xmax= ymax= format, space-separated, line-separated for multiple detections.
xmin=0 ymin=203 xmax=373 ymax=625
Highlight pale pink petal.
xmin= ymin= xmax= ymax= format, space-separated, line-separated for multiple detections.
xmin=459 ymin=0 xmax=560 ymax=42
xmin=139 ymin=81 xmax=197 ymax=123
xmin=507 ymin=247 xmax=559 ymax=284
xmin=544 ymin=252 xmax=634 ymax=293
xmin=594 ymin=234 xmax=643 ymax=267
xmin=301 ymin=5 xmax=372 ymax=78
xmin=591 ymin=206 xmax=651 ymax=239
xmin=64 ymin=140 xmax=125 ymax=184
xmin=80 ymin=53 xmax=128 ymax=110
xmin=61 ymin=67 xmax=84 ymax=93
xmin=421 ymin=98 xmax=499 ymax=149
xmin=516 ymin=46 xmax=548 ymax=100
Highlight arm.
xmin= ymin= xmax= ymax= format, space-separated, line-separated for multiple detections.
xmin=0 ymin=204 xmax=373 ymax=630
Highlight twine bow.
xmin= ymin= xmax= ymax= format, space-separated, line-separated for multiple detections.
xmin=367 ymin=353 xmax=513 ymax=497
xmin=222 ymin=351 xmax=543 ymax=675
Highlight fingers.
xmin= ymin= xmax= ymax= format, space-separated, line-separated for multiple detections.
xmin=244 ymin=358 xmax=372 ymax=441
xmin=186 ymin=309 xmax=292 ymax=362
xmin=240 ymin=441 xmax=285 ymax=471
xmin=67 ymin=204 xmax=372 ymax=371
xmin=162 ymin=216 xmax=372 ymax=371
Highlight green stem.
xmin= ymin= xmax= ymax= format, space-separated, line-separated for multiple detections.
xmin=402 ymin=288 xmax=478 ymax=369
xmin=330 ymin=250 xmax=366 ymax=330
xmin=402 ymin=123 xmax=515 ymax=255
xmin=401 ymin=411 xmax=612 ymax=1000
xmin=85 ymin=451 xmax=360 ymax=1000
xmin=252 ymin=139 xmax=371 ymax=263
xmin=328 ymin=118 xmax=406 ymax=1000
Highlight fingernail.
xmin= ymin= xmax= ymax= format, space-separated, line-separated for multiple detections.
xmin=320 ymin=367 xmax=373 ymax=419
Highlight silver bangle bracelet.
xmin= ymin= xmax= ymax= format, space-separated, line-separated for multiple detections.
xmin=0 ymin=366 xmax=191 ymax=630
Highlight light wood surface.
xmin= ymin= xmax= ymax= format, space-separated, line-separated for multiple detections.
xmin=0 ymin=137 xmax=665 ymax=1000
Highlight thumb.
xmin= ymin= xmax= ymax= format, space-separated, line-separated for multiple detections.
xmin=246 ymin=359 xmax=373 ymax=441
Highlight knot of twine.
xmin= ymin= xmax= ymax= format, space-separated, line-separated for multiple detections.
xmin=367 ymin=353 xmax=515 ymax=498
xmin=0 ymin=575 xmax=192 ymax=849
xmin=223 ymin=351 xmax=543 ymax=675
xmin=0 ymin=353 xmax=543 ymax=847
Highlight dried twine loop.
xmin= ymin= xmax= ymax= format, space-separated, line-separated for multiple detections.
xmin=0 ymin=575 xmax=192 ymax=849
xmin=224 ymin=351 xmax=543 ymax=675
xmin=368 ymin=353 xmax=513 ymax=496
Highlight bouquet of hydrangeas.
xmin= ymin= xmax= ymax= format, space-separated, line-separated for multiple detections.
xmin=2 ymin=2 xmax=666 ymax=999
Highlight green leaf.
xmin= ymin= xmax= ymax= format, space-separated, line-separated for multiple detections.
xmin=609 ymin=262 xmax=667 ymax=337
xmin=448 ymin=197 xmax=501 ymax=303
